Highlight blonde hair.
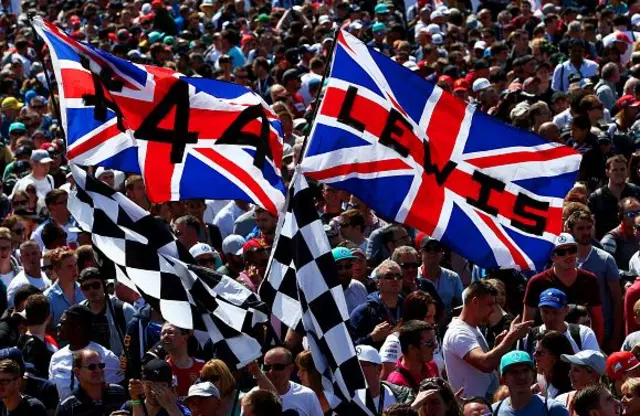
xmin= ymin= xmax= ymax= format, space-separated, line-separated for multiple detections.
xmin=634 ymin=299 xmax=640 ymax=316
xmin=0 ymin=227 xmax=11 ymax=243
xmin=200 ymin=359 xmax=236 ymax=398
xmin=622 ymin=377 xmax=640 ymax=397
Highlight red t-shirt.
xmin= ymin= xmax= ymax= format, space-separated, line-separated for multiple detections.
xmin=167 ymin=358 xmax=205 ymax=397
xmin=625 ymin=277 xmax=640 ymax=335
xmin=523 ymin=268 xmax=601 ymax=308
xmin=386 ymin=358 xmax=438 ymax=392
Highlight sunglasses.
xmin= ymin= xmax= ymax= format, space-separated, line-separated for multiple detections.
xmin=82 ymin=363 xmax=106 ymax=371
xmin=553 ymin=245 xmax=577 ymax=256
xmin=262 ymin=363 xmax=287 ymax=372
xmin=400 ymin=262 xmax=420 ymax=270
xmin=81 ymin=281 xmax=102 ymax=291
xmin=625 ymin=211 xmax=640 ymax=218
xmin=380 ymin=273 xmax=402 ymax=280
xmin=197 ymin=257 xmax=216 ymax=265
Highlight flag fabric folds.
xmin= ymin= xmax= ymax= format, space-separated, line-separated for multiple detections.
xmin=300 ymin=30 xmax=582 ymax=271
xmin=33 ymin=17 xmax=285 ymax=214
xmin=259 ymin=169 xmax=375 ymax=415
xmin=67 ymin=164 xmax=268 ymax=368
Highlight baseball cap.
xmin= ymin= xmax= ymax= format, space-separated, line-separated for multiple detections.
xmin=8 ymin=122 xmax=26 ymax=134
xmin=633 ymin=14 xmax=640 ymax=27
xmin=426 ymin=23 xmax=441 ymax=34
xmin=242 ymin=238 xmax=267 ymax=254
xmin=617 ymin=94 xmax=640 ymax=110
xmin=474 ymin=40 xmax=487 ymax=50
xmin=0 ymin=347 xmax=34 ymax=373
xmin=77 ymin=267 xmax=103 ymax=283
xmin=184 ymin=382 xmax=220 ymax=403
xmin=500 ymin=350 xmax=534 ymax=376
xmin=538 ymin=288 xmax=568 ymax=309
xmin=356 ymin=345 xmax=381 ymax=365
xmin=148 ymin=31 xmax=165 ymax=44
xmin=561 ymin=350 xmax=606 ymax=376
xmin=332 ymin=247 xmax=358 ymax=263
xmin=1 ymin=97 xmax=23 ymax=111
xmin=257 ymin=13 xmax=270 ymax=23
xmin=221 ymin=234 xmax=245 ymax=256
xmin=432 ymin=33 xmax=443 ymax=45
xmin=607 ymin=352 xmax=640 ymax=381
xmin=14 ymin=146 xmax=31 ymax=158
xmin=472 ymin=78 xmax=491 ymax=93
xmin=189 ymin=242 xmax=216 ymax=259
xmin=282 ymin=68 xmax=301 ymax=84
xmin=554 ymin=233 xmax=577 ymax=249
xmin=31 ymin=149 xmax=53 ymax=164
xmin=372 ymin=22 xmax=386 ymax=34
xmin=374 ymin=3 xmax=389 ymax=14
xmin=318 ymin=15 xmax=331 ymax=25
xmin=142 ymin=359 xmax=173 ymax=383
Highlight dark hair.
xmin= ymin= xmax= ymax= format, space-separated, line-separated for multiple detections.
xmin=398 ymin=320 xmax=432 ymax=355
xmin=607 ymin=154 xmax=629 ymax=170
xmin=464 ymin=280 xmax=498 ymax=304
xmin=339 ymin=209 xmax=366 ymax=233
xmin=565 ymin=210 xmax=593 ymax=230
xmin=23 ymin=293 xmax=50 ymax=326
xmin=14 ymin=285 xmax=41 ymax=309
xmin=0 ymin=359 xmax=21 ymax=377
xmin=539 ymin=331 xmax=574 ymax=395
xmin=294 ymin=350 xmax=322 ymax=392
xmin=572 ymin=114 xmax=591 ymax=131
xmin=175 ymin=215 xmax=202 ymax=234
xmin=381 ymin=225 xmax=406 ymax=247
xmin=383 ymin=404 xmax=419 ymax=416
xmin=41 ymin=222 xmax=67 ymax=250
xmin=402 ymin=291 xmax=440 ymax=324
xmin=418 ymin=378 xmax=461 ymax=416
xmin=241 ymin=389 xmax=282 ymax=416
xmin=462 ymin=396 xmax=492 ymax=408
xmin=566 ymin=304 xmax=589 ymax=325
xmin=44 ymin=189 xmax=67 ymax=208
xmin=574 ymin=385 xmax=610 ymax=416
xmin=628 ymin=152 xmax=640 ymax=185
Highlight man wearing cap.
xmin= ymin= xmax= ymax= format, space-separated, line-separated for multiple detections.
xmin=13 ymin=149 xmax=54 ymax=204
xmin=49 ymin=305 xmax=123 ymax=400
xmin=56 ymin=349 xmax=127 ymax=416
xmin=237 ymin=238 xmax=269 ymax=292
xmin=523 ymin=233 xmax=604 ymax=343
xmin=79 ymin=267 xmax=135 ymax=357
xmin=556 ymin=350 xmax=606 ymax=412
xmin=520 ymin=288 xmax=599 ymax=354
xmin=0 ymin=98 xmax=22 ymax=141
xmin=189 ymin=243 xmax=221 ymax=270
xmin=183 ymin=382 xmax=221 ymax=416
xmin=607 ymin=351 xmax=640 ymax=396
xmin=127 ymin=359 xmax=190 ymax=416
xmin=356 ymin=345 xmax=398 ymax=412
xmin=552 ymin=40 xmax=598 ymax=93
xmin=368 ymin=22 xmax=391 ymax=56
xmin=417 ymin=237 xmax=463 ymax=311
xmin=333 ymin=247 xmax=368 ymax=313
xmin=281 ymin=68 xmax=305 ymax=117
xmin=30 ymin=189 xmax=78 ymax=251
xmin=251 ymin=347 xmax=322 ymax=416
xmin=217 ymin=234 xmax=245 ymax=279
xmin=493 ymin=351 xmax=569 ymax=415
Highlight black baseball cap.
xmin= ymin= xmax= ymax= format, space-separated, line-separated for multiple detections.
xmin=142 ymin=359 xmax=173 ymax=383
xmin=78 ymin=267 xmax=104 ymax=283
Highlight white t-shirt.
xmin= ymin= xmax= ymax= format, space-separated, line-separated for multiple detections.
xmin=602 ymin=31 xmax=640 ymax=66
xmin=0 ymin=269 xmax=17 ymax=290
xmin=14 ymin=174 xmax=54 ymax=202
xmin=522 ymin=323 xmax=599 ymax=354
xmin=6 ymin=270 xmax=51 ymax=307
xmin=443 ymin=318 xmax=499 ymax=398
xmin=212 ymin=201 xmax=251 ymax=240
xmin=30 ymin=219 xmax=78 ymax=251
xmin=374 ymin=384 xmax=397 ymax=412
xmin=555 ymin=391 xmax=573 ymax=407
xmin=244 ymin=382 xmax=323 ymax=416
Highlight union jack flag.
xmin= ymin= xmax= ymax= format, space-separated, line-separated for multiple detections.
xmin=32 ymin=17 xmax=285 ymax=214
xmin=300 ymin=31 xmax=582 ymax=271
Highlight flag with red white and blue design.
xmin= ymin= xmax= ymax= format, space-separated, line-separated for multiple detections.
xmin=301 ymin=30 xmax=582 ymax=271
xmin=32 ymin=17 xmax=285 ymax=214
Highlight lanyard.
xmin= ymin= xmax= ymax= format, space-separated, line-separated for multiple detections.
xmin=377 ymin=384 xmax=385 ymax=416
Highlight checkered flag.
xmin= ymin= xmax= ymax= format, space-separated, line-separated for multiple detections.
xmin=68 ymin=164 xmax=268 ymax=369
xmin=259 ymin=170 xmax=376 ymax=415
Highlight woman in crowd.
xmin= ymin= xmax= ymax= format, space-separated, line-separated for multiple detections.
xmin=296 ymin=350 xmax=332 ymax=415
xmin=411 ymin=378 xmax=461 ymax=416
xmin=534 ymin=331 xmax=574 ymax=399
xmin=200 ymin=359 xmax=240 ymax=416
xmin=621 ymin=377 xmax=640 ymax=415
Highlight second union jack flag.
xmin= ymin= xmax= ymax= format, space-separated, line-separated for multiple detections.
xmin=33 ymin=17 xmax=285 ymax=214
xmin=301 ymin=30 xmax=582 ymax=271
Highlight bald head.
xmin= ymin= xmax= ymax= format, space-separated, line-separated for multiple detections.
xmin=538 ymin=122 xmax=561 ymax=142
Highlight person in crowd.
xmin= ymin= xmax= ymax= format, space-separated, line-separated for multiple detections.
xmin=6 ymin=240 xmax=49 ymax=308
xmin=338 ymin=209 xmax=368 ymax=252
xmin=127 ymin=359 xmax=190 ymax=416
xmin=443 ymin=281 xmax=532 ymax=399
xmin=409 ymin=377 xmax=461 ymax=416
xmin=492 ymin=350 xmax=569 ymax=415
xmin=248 ymin=207 xmax=277 ymax=246
xmin=16 ymin=294 xmax=56 ymax=379
xmin=12 ymin=150 xmax=53 ymax=204
xmin=124 ymin=176 xmax=149 ymax=211
xmin=78 ymin=267 xmax=135 ymax=357
xmin=461 ymin=397 xmax=492 ymax=416
xmin=217 ymin=234 xmax=245 ymax=279
xmin=416 ymin=237 xmax=463 ymax=311
xmin=386 ymin=320 xmax=438 ymax=392
xmin=160 ymin=322 xmax=204 ymax=398
xmin=600 ymin=197 xmax=640 ymax=271
xmin=48 ymin=305 xmax=122 ymax=400
xmin=0 ymin=358 xmax=46 ymax=416
xmin=519 ymin=288 xmax=599 ymax=354
xmin=566 ymin=210 xmax=621 ymax=351
xmin=295 ymin=350 xmax=332 ymax=414
xmin=523 ymin=233 xmax=604 ymax=343
xmin=183 ymin=382 xmax=221 ymax=416
xmin=237 ymin=238 xmax=269 ymax=292
xmin=43 ymin=247 xmax=83 ymax=329
xmin=29 ymin=190 xmax=76 ymax=250
xmin=574 ymin=385 xmax=620 ymax=416
xmin=189 ymin=243 xmax=222 ymax=270
xmin=199 ymin=359 xmax=240 ymax=416
xmin=391 ymin=246 xmax=436 ymax=302
xmin=257 ymin=347 xmax=322 ymax=416
xmin=174 ymin=215 xmax=202 ymax=251
xmin=332 ymin=246 xmax=368 ymax=314
xmin=240 ymin=389 xmax=282 ymax=416
xmin=350 ymin=259 xmax=404 ymax=350
xmin=623 ymin=299 xmax=640 ymax=352
xmin=482 ymin=279 xmax=514 ymax=349
xmin=120 ymin=303 xmax=164 ymax=385
xmin=0 ymin=228 xmax=20 ymax=294
xmin=606 ymin=352 xmax=640 ymax=397
xmin=556 ymin=350 xmax=607 ymax=413
xmin=0 ymin=286 xmax=40 ymax=349
xmin=55 ymin=349 xmax=127 ymax=416
xmin=534 ymin=331 xmax=575 ymax=399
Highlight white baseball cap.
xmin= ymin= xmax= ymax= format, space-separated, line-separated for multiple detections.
xmin=633 ymin=13 xmax=640 ymax=27
xmin=561 ymin=350 xmax=606 ymax=376
xmin=474 ymin=40 xmax=487 ymax=50
xmin=184 ymin=382 xmax=220 ymax=403
xmin=472 ymin=78 xmax=491 ymax=93
xmin=426 ymin=23 xmax=441 ymax=34
xmin=554 ymin=233 xmax=577 ymax=248
xmin=355 ymin=345 xmax=381 ymax=365
xmin=222 ymin=234 xmax=245 ymax=256
xmin=189 ymin=243 xmax=215 ymax=259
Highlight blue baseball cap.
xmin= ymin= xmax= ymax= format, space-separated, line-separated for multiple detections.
xmin=372 ymin=22 xmax=387 ymax=33
xmin=332 ymin=247 xmax=357 ymax=262
xmin=9 ymin=122 xmax=26 ymax=134
xmin=538 ymin=288 xmax=567 ymax=309
xmin=500 ymin=350 xmax=534 ymax=376
xmin=374 ymin=3 xmax=389 ymax=14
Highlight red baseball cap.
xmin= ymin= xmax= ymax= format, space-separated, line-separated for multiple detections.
xmin=617 ymin=94 xmax=640 ymax=110
xmin=151 ymin=0 xmax=163 ymax=9
xmin=437 ymin=75 xmax=453 ymax=86
xmin=615 ymin=32 xmax=632 ymax=44
xmin=606 ymin=352 xmax=640 ymax=381
xmin=242 ymin=238 xmax=267 ymax=253
xmin=453 ymin=79 xmax=470 ymax=90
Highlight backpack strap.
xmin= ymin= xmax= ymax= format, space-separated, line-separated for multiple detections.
xmin=568 ymin=323 xmax=582 ymax=351
xmin=493 ymin=399 xmax=504 ymax=415
xmin=392 ymin=366 xmax=420 ymax=393
xmin=545 ymin=393 xmax=550 ymax=416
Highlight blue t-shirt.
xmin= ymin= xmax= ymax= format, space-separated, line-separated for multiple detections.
xmin=418 ymin=267 xmax=463 ymax=311
xmin=492 ymin=395 xmax=569 ymax=416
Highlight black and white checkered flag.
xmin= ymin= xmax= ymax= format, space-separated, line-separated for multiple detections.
xmin=259 ymin=170 xmax=375 ymax=415
xmin=67 ymin=164 xmax=268 ymax=369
